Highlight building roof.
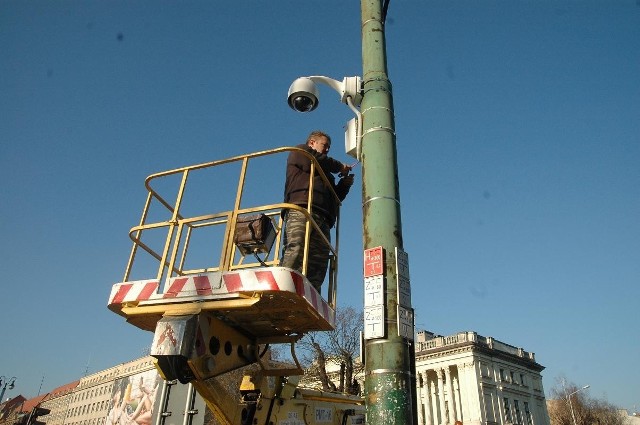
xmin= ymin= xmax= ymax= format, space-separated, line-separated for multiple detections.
xmin=19 ymin=380 xmax=80 ymax=413
xmin=20 ymin=395 xmax=48 ymax=414
xmin=415 ymin=330 xmax=545 ymax=371
xmin=0 ymin=396 xmax=27 ymax=420
xmin=45 ymin=381 xmax=79 ymax=399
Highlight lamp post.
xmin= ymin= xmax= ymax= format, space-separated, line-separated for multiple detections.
xmin=287 ymin=1 xmax=416 ymax=423
xmin=564 ymin=382 xmax=590 ymax=425
xmin=0 ymin=376 xmax=17 ymax=402
xmin=359 ymin=1 xmax=417 ymax=423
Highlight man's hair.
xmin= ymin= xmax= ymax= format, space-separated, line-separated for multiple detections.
xmin=307 ymin=130 xmax=331 ymax=146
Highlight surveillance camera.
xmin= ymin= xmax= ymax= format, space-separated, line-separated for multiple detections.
xmin=287 ymin=77 xmax=319 ymax=112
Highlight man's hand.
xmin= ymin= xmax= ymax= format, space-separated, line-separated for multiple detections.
xmin=339 ymin=163 xmax=353 ymax=177
xmin=340 ymin=174 xmax=355 ymax=187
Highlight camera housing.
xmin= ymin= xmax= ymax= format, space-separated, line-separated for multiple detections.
xmin=287 ymin=77 xmax=319 ymax=112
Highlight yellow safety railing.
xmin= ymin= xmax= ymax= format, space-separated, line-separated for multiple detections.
xmin=122 ymin=147 xmax=343 ymax=308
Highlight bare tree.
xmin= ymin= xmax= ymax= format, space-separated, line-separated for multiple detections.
xmin=298 ymin=306 xmax=364 ymax=394
xmin=548 ymin=376 xmax=628 ymax=425
xmin=298 ymin=331 xmax=337 ymax=391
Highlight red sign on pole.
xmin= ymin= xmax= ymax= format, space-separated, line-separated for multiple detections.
xmin=364 ymin=246 xmax=384 ymax=277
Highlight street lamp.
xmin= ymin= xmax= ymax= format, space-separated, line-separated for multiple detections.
xmin=0 ymin=376 xmax=17 ymax=402
xmin=564 ymin=383 xmax=590 ymax=425
xmin=287 ymin=2 xmax=416 ymax=423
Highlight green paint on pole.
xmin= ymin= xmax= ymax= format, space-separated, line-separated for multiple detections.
xmin=360 ymin=0 xmax=417 ymax=423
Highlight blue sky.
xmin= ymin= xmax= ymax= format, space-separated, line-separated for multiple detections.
xmin=1 ymin=0 xmax=639 ymax=413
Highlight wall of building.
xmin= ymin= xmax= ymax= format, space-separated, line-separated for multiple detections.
xmin=5 ymin=330 xmax=551 ymax=425
xmin=415 ymin=331 xmax=551 ymax=425
xmin=35 ymin=357 xmax=207 ymax=425
xmin=298 ymin=330 xmax=551 ymax=425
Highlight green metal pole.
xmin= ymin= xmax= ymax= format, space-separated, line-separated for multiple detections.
xmin=360 ymin=0 xmax=417 ymax=423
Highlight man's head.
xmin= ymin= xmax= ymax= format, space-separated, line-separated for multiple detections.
xmin=307 ymin=130 xmax=331 ymax=155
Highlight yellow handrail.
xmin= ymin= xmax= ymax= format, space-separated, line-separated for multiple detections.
xmin=122 ymin=146 xmax=343 ymax=309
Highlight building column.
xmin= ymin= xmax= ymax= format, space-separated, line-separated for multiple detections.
xmin=417 ymin=372 xmax=425 ymax=425
xmin=453 ymin=375 xmax=462 ymax=423
xmin=495 ymin=366 xmax=506 ymax=423
xmin=456 ymin=362 xmax=470 ymax=422
xmin=466 ymin=361 xmax=482 ymax=425
xmin=422 ymin=372 xmax=433 ymax=425
xmin=430 ymin=378 xmax=438 ymax=425
xmin=437 ymin=368 xmax=447 ymax=425
xmin=444 ymin=367 xmax=457 ymax=424
xmin=426 ymin=372 xmax=432 ymax=425
xmin=459 ymin=363 xmax=473 ymax=422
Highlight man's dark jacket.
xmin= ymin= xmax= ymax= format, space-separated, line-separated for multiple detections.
xmin=283 ymin=144 xmax=351 ymax=227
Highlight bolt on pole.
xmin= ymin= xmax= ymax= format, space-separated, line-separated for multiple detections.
xmin=360 ymin=0 xmax=417 ymax=423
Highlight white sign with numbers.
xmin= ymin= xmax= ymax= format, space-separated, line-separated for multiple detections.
xmin=397 ymin=305 xmax=414 ymax=340
xmin=364 ymin=305 xmax=385 ymax=339
xmin=395 ymin=248 xmax=411 ymax=308
xmin=364 ymin=275 xmax=384 ymax=307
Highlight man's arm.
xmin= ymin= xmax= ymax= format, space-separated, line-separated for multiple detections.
xmin=334 ymin=174 xmax=355 ymax=201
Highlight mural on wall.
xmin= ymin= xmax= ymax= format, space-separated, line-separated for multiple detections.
xmin=106 ymin=369 xmax=160 ymax=425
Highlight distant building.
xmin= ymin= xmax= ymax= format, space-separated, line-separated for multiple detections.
xmin=4 ymin=331 xmax=552 ymax=425
xmin=2 ymin=357 xmax=207 ymax=425
xmin=39 ymin=381 xmax=79 ymax=425
xmin=299 ymin=329 xmax=551 ymax=425
xmin=61 ymin=357 xmax=159 ymax=425
xmin=415 ymin=330 xmax=550 ymax=425
xmin=621 ymin=410 xmax=640 ymax=424
xmin=299 ymin=357 xmax=364 ymax=395
xmin=0 ymin=394 xmax=27 ymax=425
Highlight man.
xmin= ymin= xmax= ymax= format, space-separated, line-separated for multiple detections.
xmin=280 ymin=130 xmax=354 ymax=292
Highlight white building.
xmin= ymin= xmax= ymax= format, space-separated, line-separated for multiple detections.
xmin=415 ymin=330 xmax=550 ymax=425
xmin=38 ymin=357 xmax=207 ymax=425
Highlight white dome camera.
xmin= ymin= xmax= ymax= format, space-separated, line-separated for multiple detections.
xmin=287 ymin=77 xmax=319 ymax=112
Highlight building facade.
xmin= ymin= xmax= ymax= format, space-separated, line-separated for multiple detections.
xmin=415 ymin=331 xmax=550 ymax=425
xmin=57 ymin=356 xmax=207 ymax=425
xmin=38 ymin=381 xmax=78 ymax=425
xmin=0 ymin=357 xmax=208 ymax=425
xmin=4 ymin=331 xmax=551 ymax=425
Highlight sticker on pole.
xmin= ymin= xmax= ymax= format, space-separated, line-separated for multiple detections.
xmin=364 ymin=305 xmax=385 ymax=339
xmin=395 ymin=247 xmax=411 ymax=308
xmin=397 ymin=306 xmax=414 ymax=341
xmin=364 ymin=275 xmax=384 ymax=307
xmin=364 ymin=246 xmax=384 ymax=277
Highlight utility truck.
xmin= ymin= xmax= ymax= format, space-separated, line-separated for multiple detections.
xmin=107 ymin=147 xmax=365 ymax=425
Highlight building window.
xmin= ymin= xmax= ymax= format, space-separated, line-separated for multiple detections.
xmin=479 ymin=361 xmax=488 ymax=377
xmin=524 ymin=402 xmax=532 ymax=425
xmin=504 ymin=397 xmax=512 ymax=423
xmin=500 ymin=369 xmax=506 ymax=381
xmin=514 ymin=399 xmax=522 ymax=424
xmin=510 ymin=371 xmax=515 ymax=383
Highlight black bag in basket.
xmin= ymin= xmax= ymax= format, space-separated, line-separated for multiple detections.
xmin=234 ymin=214 xmax=276 ymax=255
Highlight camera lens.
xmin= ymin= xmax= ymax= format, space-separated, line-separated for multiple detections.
xmin=292 ymin=96 xmax=316 ymax=112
